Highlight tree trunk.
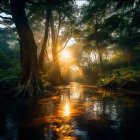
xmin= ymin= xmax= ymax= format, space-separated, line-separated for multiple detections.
xmin=126 ymin=49 xmax=134 ymax=66
xmin=95 ymin=16 xmax=104 ymax=77
xmin=95 ymin=15 xmax=103 ymax=77
xmin=10 ymin=0 xmax=41 ymax=96
xmin=39 ymin=4 xmax=50 ymax=72
xmin=49 ymin=9 xmax=63 ymax=85
xmin=98 ymin=48 xmax=104 ymax=76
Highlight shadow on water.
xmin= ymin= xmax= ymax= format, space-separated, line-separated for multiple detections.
xmin=0 ymin=82 xmax=140 ymax=140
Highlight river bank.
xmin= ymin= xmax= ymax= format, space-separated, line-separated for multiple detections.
xmin=98 ymin=66 xmax=140 ymax=91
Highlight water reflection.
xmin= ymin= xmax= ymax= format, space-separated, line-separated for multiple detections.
xmin=42 ymin=84 xmax=89 ymax=140
xmin=70 ymin=84 xmax=83 ymax=100
xmin=33 ymin=84 xmax=140 ymax=140
xmin=0 ymin=83 xmax=140 ymax=140
xmin=64 ymin=102 xmax=70 ymax=116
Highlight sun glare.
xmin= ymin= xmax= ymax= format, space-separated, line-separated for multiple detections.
xmin=61 ymin=50 xmax=71 ymax=60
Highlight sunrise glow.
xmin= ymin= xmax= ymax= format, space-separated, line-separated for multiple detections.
xmin=60 ymin=50 xmax=71 ymax=60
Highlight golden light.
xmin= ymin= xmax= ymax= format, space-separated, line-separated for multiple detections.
xmin=70 ymin=84 xmax=83 ymax=100
xmin=70 ymin=65 xmax=80 ymax=72
xmin=60 ymin=50 xmax=71 ymax=60
xmin=64 ymin=102 xmax=70 ymax=116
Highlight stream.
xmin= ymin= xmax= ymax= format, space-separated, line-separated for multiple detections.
xmin=0 ymin=82 xmax=140 ymax=140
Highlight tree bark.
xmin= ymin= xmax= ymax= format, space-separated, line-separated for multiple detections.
xmin=10 ymin=0 xmax=41 ymax=96
xmin=39 ymin=4 xmax=50 ymax=72
xmin=98 ymin=48 xmax=104 ymax=76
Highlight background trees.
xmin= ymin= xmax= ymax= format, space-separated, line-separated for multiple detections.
xmin=0 ymin=0 xmax=77 ymax=95
xmin=77 ymin=0 xmax=140 ymax=77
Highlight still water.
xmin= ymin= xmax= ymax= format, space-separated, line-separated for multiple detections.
xmin=0 ymin=83 xmax=140 ymax=140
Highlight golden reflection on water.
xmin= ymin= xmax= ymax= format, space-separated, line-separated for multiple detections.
xmin=36 ymin=83 xmax=135 ymax=140
xmin=52 ymin=84 xmax=85 ymax=139
xmin=60 ymin=83 xmax=84 ymax=117
xmin=1 ymin=83 xmax=139 ymax=140
xmin=70 ymin=84 xmax=83 ymax=100
xmin=58 ymin=136 xmax=77 ymax=140
xmin=64 ymin=102 xmax=70 ymax=116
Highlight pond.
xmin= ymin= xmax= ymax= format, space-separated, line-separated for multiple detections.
xmin=0 ymin=82 xmax=140 ymax=140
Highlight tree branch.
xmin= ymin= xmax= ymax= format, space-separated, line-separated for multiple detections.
xmin=57 ymin=28 xmax=73 ymax=53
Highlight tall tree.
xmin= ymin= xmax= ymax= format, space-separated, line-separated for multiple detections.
xmin=10 ymin=0 xmax=41 ymax=96
xmin=39 ymin=1 xmax=50 ymax=72
xmin=38 ymin=0 xmax=77 ymax=85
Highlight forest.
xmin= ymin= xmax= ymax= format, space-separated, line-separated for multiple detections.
xmin=0 ymin=0 xmax=140 ymax=96
xmin=0 ymin=0 xmax=140 ymax=140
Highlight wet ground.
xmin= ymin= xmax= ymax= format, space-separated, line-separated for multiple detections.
xmin=0 ymin=82 xmax=140 ymax=140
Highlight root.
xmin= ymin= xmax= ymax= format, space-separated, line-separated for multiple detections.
xmin=0 ymin=74 xmax=45 ymax=98
xmin=14 ymin=76 xmax=43 ymax=97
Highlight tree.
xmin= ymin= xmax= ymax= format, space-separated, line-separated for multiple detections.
xmin=0 ymin=0 xmax=78 ymax=96
xmin=38 ymin=2 xmax=50 ymax=72
xmin=38 ymin=0 xmax=77 ymax=85
xmin=9 ymin=0 xmax=41 ymax=96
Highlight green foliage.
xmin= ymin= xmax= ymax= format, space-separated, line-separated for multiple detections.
xmin=99 ymin=65 xmax=140 ymax=89
xmin=0 ymin=67 xmax=19 ymax=81
xmin=0 ymin=61 xmax=20 ymax=88
xmin=0 ymin=48 xmax=19 ymax=69
xmin=0 ymin=50 xmax=11 ymax=69
xmin=0 ymin=48 xmax=20 ymax=87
